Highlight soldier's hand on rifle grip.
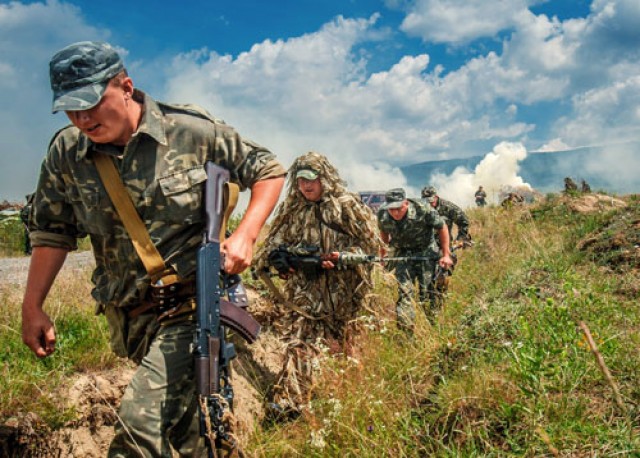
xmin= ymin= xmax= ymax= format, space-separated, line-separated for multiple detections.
xmin=439 ymin=254 xmax=454 ymax=270
xmin=221 ymin=231 xmax=253 ymax=274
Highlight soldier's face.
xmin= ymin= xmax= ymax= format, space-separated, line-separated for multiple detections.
xmin=65 ymin=78 xmax=136 ymax=146
xmin=297 ymin=177 xmax=323 ymax=202
xmin=388 ymin=200 xmax=409 ymax=220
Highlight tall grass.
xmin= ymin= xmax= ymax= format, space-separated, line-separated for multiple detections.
xmin=248 ymin=197 xmax=640 ymax=456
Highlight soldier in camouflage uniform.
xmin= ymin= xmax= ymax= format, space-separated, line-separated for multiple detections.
xmin=377 ymin=188 xmax=453 ymax=329
xmin=19 ymin=193 xmax=34 ymax=255
xmin=20 ymin=41 xmax=285 ymax=457
xmin=475 ymin=185 xmax=487 ymax=207
xmin=421 ymin=186 xmax=470 ymax=245
xmin=421 ymin=186 xmax=470 ymax=309
xmin=255 ymin=152 xmax=382 ymax=416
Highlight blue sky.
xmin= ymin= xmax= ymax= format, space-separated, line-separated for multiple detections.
xmin=1 ymin=0 xmax=639 ymax=201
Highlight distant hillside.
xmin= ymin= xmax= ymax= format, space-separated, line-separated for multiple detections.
xmin=401 ymin=143 xmax=638 ymax=194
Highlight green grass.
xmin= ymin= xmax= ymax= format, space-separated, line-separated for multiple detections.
xmin=0 ymin=267 xmax=121 ymax=427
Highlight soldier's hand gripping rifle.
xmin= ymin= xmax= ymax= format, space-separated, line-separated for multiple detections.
xmin=195 ymin=162 xmax=261 ymax=457
xmin=432 ymin=238 xmax=474 ymax=293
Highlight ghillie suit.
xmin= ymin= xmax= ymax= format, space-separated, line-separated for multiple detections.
xmin=254 ymin=152 xmax=382 ymax=414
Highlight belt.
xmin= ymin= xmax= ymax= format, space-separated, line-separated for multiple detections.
xmin=128 ymin=278 xmax=196 ymax=320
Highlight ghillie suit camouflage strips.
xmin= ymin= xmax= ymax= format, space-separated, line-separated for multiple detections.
xmin=255 ymin=152 xmax=382 ymax=413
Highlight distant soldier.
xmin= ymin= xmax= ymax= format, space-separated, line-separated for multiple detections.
xmin=580 ymin=179 xmax=591 ymax=193
xmin=378 ymin=188 xmax=453 ymax=329
xmin=564 ymin=177 xmax=578 ymax=193
xmin=421 ymin=186 xmax=470 ymax=245
xmin=501 ymin=192 xmax=524 ymax=208
xmin=421 ymin=186 xmax=471 ymax=307
xmin=474 ymin=186 xmax=487 ymax=207
xmin=20 ymin=193 xmax=34 ymax=255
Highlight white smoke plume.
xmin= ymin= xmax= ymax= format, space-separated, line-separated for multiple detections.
xmin=430 ymin=142 xmax=532 ymax=208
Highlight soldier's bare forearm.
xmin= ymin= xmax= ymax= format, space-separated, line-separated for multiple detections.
xmin=22 ymin=246 xmax=68 ymax=309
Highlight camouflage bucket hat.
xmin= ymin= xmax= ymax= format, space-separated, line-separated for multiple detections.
xmin=295 ymin=167 xmax=319 ymax=180
xmin=382 ymin=188 xmax=406 ymax=209
xmin=50 ymin=41 xmax=124 ymax=113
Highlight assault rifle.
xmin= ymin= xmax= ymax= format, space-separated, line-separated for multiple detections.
xmin=195 ymin=162 xmax=260 ymax=456
xmin=265 ymin=244 xmax=440 ymax=280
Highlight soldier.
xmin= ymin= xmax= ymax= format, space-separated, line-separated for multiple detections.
xmin=421 ymin=186 xmax=471 ymax=307
xmin=255 ymin=152 xmax=381 ymax=418
xmin=20 ymin=41 xmax=285 ymax=456
xmin=19 ymin=193 xmax=34 ymax=255
xmin=580 ymin=179 xmax=591 ymax=193
xmin=564 ymin=177 xmax=578 ymax=193
xmin=421 ymin=186 xmax=470 ymax=245
xmin=377 ymin=188 xmax=453 ymax=329
xmin=474 ymin=185 xmax=487 ymax=207
xmin=501 ymin=192 xmax=524 ymax=208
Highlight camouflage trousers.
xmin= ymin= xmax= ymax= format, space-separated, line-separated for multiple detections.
xmin=108 ymin=321 xmax=206 ymax=457
xmin=395 ymin=259 xmax=437 ymax=329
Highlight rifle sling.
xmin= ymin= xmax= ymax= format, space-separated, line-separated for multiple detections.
xmin=257 ymin=271 xmax=329 ymax=321
xmin=314 ymin=205 xmax=350 ymax=237
xmin=93 ymin=153 xmax=174 ymax=282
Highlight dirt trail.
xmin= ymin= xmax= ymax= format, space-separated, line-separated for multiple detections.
xmin=0 ymin=251 xmax=94 ymax=286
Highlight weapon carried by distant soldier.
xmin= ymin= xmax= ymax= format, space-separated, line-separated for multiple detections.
xmin=262 ymin=240 xmax=472 ymax=310
xmin=263 ymin=244 xmax=441 ymax=280
xmin=194 ymin=162 xmax=261 ymax=457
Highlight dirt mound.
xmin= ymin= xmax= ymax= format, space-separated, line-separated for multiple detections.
xmin=577 ymin=201 xmax=640 ymax=272
xmin=0 ymin=367 xmax=134 ymax=457
xmin=567 ymin=193 xmax=627 ymax=213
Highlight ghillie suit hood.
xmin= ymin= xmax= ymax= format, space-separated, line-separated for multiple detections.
xmin=256 ymin=152 xmax=382 ymax=270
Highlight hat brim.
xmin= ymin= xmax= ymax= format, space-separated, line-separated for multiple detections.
xmin=52 ymin=80 xmax=109 ymax=113
xmin=382 ymin=201 xmax=404 ymax=210
xmin=295 ymin=169 xmax=319 ymax=180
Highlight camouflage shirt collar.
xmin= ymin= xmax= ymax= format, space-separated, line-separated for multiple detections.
xmin=76 ymin=89 xmax=168 ymax=160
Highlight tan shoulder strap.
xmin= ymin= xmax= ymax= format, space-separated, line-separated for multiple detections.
xmin=93 ymin=153 xmax=174 ymax=282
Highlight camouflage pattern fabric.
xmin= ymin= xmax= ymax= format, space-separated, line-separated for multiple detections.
xmin=20 ymin=193 xmax=34 ymax=255
xmin=108 ymin=322 xmax=206 ymax=457
xmin=255 ymin=152 xmax=382 ymax=412
xmin=30 ymin=90 xmax=285 ymax=454
xmin=377 ymin=199 xmax=444 ymax=328
xmin=429 ymin=197 xmax=469 ymax=244
xmin=49 ymin=41 xmax=125 ymax=113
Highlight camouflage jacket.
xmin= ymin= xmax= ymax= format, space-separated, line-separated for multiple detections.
xmin=429 ymin=197 xmax=469 ymax=241
xmin=377 ymin=198 xmax=444 ymax=255
xmin=30 ymin=90 xmax=285 ymax=311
